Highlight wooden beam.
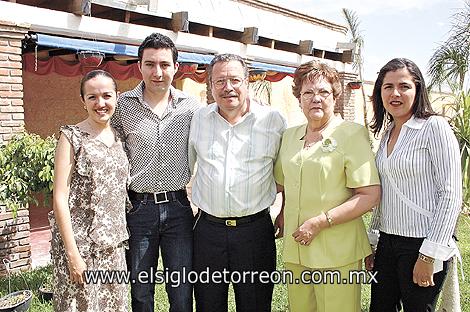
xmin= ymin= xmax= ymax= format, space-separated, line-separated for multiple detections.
xmin=241 ymin=27 xmax=258 ymax=44
xmin=171 ymin=11 xmax=189 ymax=32
xmin=313 ymin=49 xmax=325 ymax=59
xmin=341 ymin=50 xmax=354 ymax=63
xmin=298 ymin=40 xmax=313 ymax=54
xmin=336 ymin=42 xmax=357 ymax=51
xmin=69 ymin=0 xmax=91 ymax=15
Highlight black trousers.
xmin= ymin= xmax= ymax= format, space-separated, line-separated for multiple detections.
xmin=370 ymin=232 xmax=448 ymax=312
xmin=193 ymin=211 xmax=276 ymax=312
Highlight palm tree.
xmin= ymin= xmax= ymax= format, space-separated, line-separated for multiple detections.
xmin=341 ymin=9 xmax=369 ymax=129
xmin=428 ymin=1 xmax=470 ymax=211
xmin=428 ymin=0 xmax=470 ymax=91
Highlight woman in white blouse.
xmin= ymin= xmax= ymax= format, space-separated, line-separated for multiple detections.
xmin=367 ymin=58 xmax=462 ymax=312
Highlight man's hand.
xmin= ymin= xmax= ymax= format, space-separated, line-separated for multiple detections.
xmin=274 ymin=210 xmax=284 ymax=238
xmin=274 ymin=188 xmax=285 ymax=239
xmin=365 ymin=252 xmax=375 ymax=271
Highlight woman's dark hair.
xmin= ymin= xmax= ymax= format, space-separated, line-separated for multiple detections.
xmin=370 ymin=58 xmax=435 ymax=136
xmin=138 ymin=32 xmax=178 ymax=64
xmin=80 ymin=70 xmax=117 ymax=99
xmin=292 ymin=61 xmax=342 ymax=100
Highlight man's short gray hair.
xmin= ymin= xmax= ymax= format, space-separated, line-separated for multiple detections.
xmin=207 ymin=54 xmax=249 ymax=83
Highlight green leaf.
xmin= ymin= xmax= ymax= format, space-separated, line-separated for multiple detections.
xmin=0 ymin=131 xmax=57 ymax=217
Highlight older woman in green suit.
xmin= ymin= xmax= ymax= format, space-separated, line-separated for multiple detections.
xmin=274 ymin=61 xmax=381 ymax=312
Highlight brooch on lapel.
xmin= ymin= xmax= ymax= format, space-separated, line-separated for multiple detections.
xmin=321 ymin=137 xmax=337 ymax=152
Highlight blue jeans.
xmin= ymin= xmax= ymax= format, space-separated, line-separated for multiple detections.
xmin=126 ymin=193 xmax=194 ymax=312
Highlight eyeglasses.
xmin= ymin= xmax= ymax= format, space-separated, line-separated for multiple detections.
xmin=300 ymin=89 xmax=332 ymax=100
xmin=212 ymin=77 xmax=245 ymax=89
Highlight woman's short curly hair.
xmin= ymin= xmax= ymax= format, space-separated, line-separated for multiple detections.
xmin=292 ymin=61 xmax=342 ymax=99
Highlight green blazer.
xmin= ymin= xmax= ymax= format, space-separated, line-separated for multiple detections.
xmin=274 ymin=117 xmax=380 ymax=268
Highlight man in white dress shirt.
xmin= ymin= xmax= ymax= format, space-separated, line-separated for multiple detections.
xmin=189 ymin=53 xmax=286 ymax=312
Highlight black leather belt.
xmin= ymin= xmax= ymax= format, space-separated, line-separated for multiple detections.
xmin=128 ymin=189 xmax=186 ymax=204
xmin=201 ymin=208 xmax=270 ymax=227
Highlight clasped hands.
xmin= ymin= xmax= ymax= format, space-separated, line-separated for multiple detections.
xmin=292 ymin=215 xmax=327 ymax=246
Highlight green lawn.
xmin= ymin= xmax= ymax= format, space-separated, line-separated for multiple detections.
xmin=1 ymin=215 xmax=469 ymax=311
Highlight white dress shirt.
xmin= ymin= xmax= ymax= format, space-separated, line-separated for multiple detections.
xmin=189 ymin=100 xmax=287 ymax=217
xmin=370 ymin=115 xmax=462 ymax=262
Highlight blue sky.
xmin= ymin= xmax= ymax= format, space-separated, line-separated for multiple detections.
xmin=267 ymin=0 xmax=466 ymax=82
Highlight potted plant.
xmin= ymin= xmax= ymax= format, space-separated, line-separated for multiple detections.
xmin=0 ymin=260 xmax=33 ymax=312
xmin=0 ymin=132 xmax=56 ymax=216
xmin=0 ymin=290 xmax=33 ymax=312
xmin=38 ymin=275 xmax=53 ymax=302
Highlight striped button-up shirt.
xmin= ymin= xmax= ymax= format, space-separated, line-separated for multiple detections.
xmin=111 ymin=82 xmax=201 ymax=192
xmin=370 ymin=115 xmax=462 ymax=260
xmin=189 ymin=100 xmax=287 ymax=217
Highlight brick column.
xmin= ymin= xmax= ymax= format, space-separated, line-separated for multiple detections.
xmin=336 ymin=72 xmax=358 ymax=122
xmin=0 ymin=20 xmax=31 ymax=276
xmin=0 ymin=207 xmax=31 ymax=275
xmin=0 ymin=20 xmax=29 ymax=143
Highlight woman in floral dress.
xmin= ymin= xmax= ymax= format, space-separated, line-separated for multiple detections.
xmin=273 ymin=61 xmax=381 ymax=312
xmin=50 ymin=70 xmax=129 ymax=311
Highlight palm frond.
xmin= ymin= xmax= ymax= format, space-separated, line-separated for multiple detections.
xmin=428 ymin=44 xmax=469 ymax=90
xmin=428 ymin=1 xmax=470 ymax=90
xmin=341 ymin=8 xmax=364 ymax=73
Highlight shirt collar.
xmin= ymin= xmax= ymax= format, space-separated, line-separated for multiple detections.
xmin=403 ymin=115 xmax=426 ymax=129
xmin=208 ymin=97 xmax=259 ymax=120
xmin=387 ymin=115 xmax=426 ymax=132
xmin=169 ymin=85 xmax=189 ymax=109
xmin=122 ymin=81 xmax=145 ymax=101
xmin=297 ymin=115 xmax=344 ymax=140
xmin=123 ymin=81 xmax=188 ymax=110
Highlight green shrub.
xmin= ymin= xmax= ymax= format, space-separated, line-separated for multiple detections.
xmin=0 ymin=132 xmax=56 ymax=216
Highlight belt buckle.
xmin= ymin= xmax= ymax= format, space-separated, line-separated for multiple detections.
xmin=225 ymin=219 xmax=237 ymax=227
xmin=154 ymin=191 xmax=169 ymax=204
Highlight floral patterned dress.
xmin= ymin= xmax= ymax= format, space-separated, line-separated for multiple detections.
xmin=50 ymin=125 xmax=129 ymax=312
